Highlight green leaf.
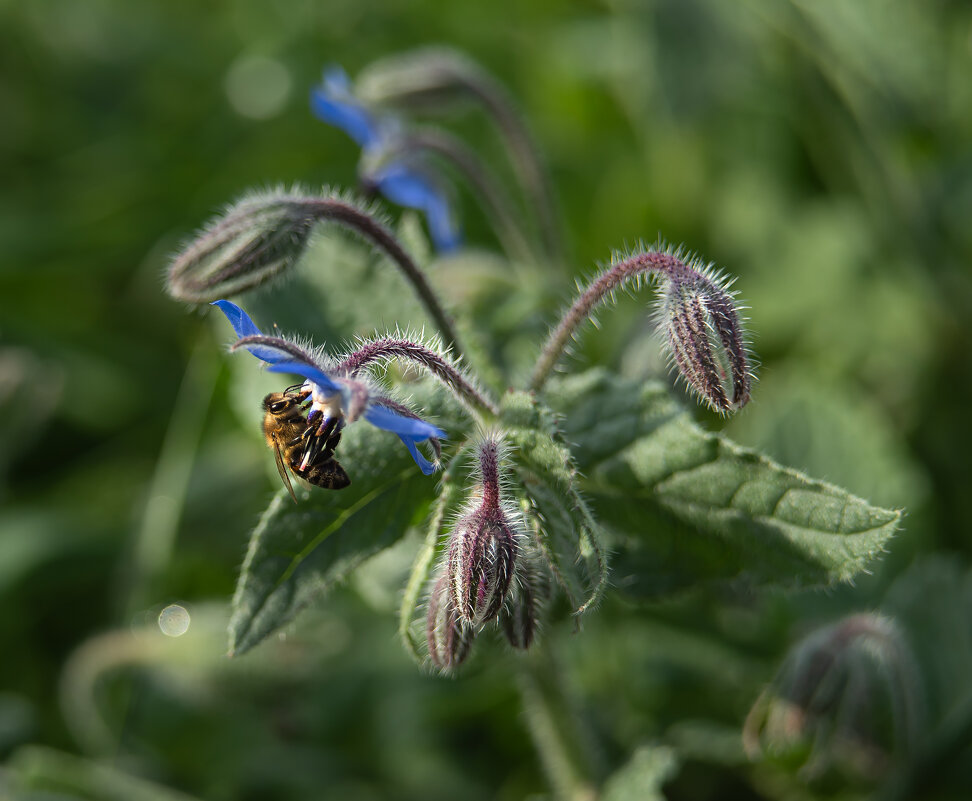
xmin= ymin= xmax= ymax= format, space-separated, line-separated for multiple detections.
xmin=228 ymin=387 xmax=465 ymax=657
xmin=501 ymin=390 xmax=608 ymax=616
xmin=547 ymin=369 xmax=902 ymax=597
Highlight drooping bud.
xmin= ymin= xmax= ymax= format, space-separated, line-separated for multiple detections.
xmin=660 ymin=264 xmax=751 ymax=412
xmin=168 ymin=189 xmax=323 ymax=303
xmin=167 ymin=189 xmax=463 ymax=355
xmin=426 ymin=574 xmax=474 ymax=672
xmin=447 ymin=439 xmax=519 ymax=627
xmin=744 ymin=613 xmax=924 ymax=783
xmin=530 ymin=247 xmax=753 ymax=413
xmin=355 ymin=47 xmax=487 ymax=113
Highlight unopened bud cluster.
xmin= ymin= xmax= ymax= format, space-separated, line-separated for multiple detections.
xmin=426 ymin=438 xmax=545 ymax=672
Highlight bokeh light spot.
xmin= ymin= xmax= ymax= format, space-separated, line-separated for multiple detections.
xmin=225 ymin=55 xmax=291 ymax=119
xmin=158 ymin=604 xmax=191 ymax=637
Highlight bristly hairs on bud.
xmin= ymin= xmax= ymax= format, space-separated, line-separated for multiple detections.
xmin=447 ymin=435 xmax=524 ymax=627
xmin=426 ymin=571 xmax=475 ymax=673
xmin=500 ymin=553 xmax=548 ymax=651
xmin=529 ymin=241 xmax=756 ymax=414
xmin=166 ymin=185 xmax=463 ymax=355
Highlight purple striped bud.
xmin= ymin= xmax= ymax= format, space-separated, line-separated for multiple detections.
xmin=530 ymin=247 xmax=753 ymax=410
xmin=500 ymin=574 xmax=542 ymax=650
xmin=661 ymin=265 xmax=752 ymax=413
xmin=447 ymin=439 xmax=519 ymax=627
xmin=426 ymin=574 xmax=474 ymax=672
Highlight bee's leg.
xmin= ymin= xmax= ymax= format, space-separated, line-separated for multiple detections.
xmin=313 ymin=415 xmax=338 ymax=439
xmin=320 ymin=421 xmax=344 ymax=460
xmin=297 ymin=428 xmax=324 ymax=472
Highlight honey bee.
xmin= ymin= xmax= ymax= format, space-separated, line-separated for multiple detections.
xmin=262 ymin=388 xmax=351 ymax=502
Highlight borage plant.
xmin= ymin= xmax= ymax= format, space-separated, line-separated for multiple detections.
xmin=167 ymin=49 xmax=900 ymax=797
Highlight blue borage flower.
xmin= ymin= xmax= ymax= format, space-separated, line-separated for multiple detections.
xmin=211 ymin=300 xmax=445 ymax=475
xmin=310 ymin=66 xmax=461 ymax=252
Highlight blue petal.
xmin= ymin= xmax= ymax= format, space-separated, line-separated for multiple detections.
xmin=211 ymin=300 xmax=262 ymax=337
xmin=422 ymin=190 xmax=462 ymax=253
xmin=211 ymin=300 xmax=294 ymax=365
xmin=398 ymin=435 xmax=438 ymax=475
xmin=266 ymin=361 xmax=342 ymax=396
xmin=374 ymin=165 xmax=461 ymax=252
xmin=363 ymin=404 xmax=446 ymax=441
xmin=310 ymin=66 xmax=380 ymax=148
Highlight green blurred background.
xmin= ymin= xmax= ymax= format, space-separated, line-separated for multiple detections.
xmin=2 ymin=0 xmax=971 ymax=799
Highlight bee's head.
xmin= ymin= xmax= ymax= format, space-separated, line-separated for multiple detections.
xmin=263 ymin=393 xmax=294 ymax=415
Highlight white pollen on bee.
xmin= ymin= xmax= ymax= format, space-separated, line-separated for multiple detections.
xmin=158 ymin=604 xmax=191 ymax=637
xmin=311 ymin=394 xmax=344 ymax=421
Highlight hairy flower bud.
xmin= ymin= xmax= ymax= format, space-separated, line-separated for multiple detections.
xmin=169 ymin=188 xmax=464 ymax=353
xmin=426 ymin=574 xmax=474 ymax=672
xmin=744 ymin=613 xmax=924 ymax=782
xmin=448 ymin=439 xmax=519 ymax=627
xmin=167 ymin=189 xmax=323 ymax=303
xmin=660 ymin=266 xmax=751 ymax=412
xmin=500 ymin=566 xmax=545 ymax=650
xmin=530 ymin=247 xmax=753 ymax=410
xmin=355 ymin=47 xmax=485 ymax=112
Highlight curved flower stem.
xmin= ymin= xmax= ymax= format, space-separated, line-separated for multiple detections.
xmin=169 ymin=191 xmax=463 ymax=357
xmin=399 ymin=129 xmax=539 ymax=265
xmin=530 ymin=250 xmax=700 ymax=393
xmin=458 ymin=71 xmax=564 ymax=270
xmin=337 ymin=337 xmax=498 ymax=419
xmin=306 ymin=197 xmax=463 ymax=354
xmin=126 ymin=339 xmax=217 ymax=615
xmin=517 ymin=647 xmax=599 ymax=801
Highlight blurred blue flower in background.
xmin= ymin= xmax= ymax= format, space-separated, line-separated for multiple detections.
xmin=311 ymin=67 xmax=461 ymax=252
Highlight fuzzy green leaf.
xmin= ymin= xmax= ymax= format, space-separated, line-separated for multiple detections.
xmin=501 ymin=390 xmax=608 ymax=616
xmin=547 ymin=369 xmax=902 ymax=597
xmin=228 ymin=386 xmax=464 ymax=657
xmin=228 ymin=429 xmax=438 ymax=657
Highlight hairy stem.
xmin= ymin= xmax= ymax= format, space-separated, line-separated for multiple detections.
xmin=517 ymin=648 xmax=599 ymax=801
xmin=529 ymin=250 xmax=696 ymax=392
xmin=460 ymin=71 xmax=563 ymax=269
xmin=125 ymin=340 xmax=217 ymax=615
xmin=477 ymin=438 xmax=501 ymax=508
xmin=399 ymin=129 xmax=538 ymax=265
xmin=305 ymin=197 xmax=463 ymax=354
xmin=337 ymin=337 xmax=498 ymax=419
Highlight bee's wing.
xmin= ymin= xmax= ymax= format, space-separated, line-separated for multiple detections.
xmin=272 ymin=434 xmax=299 ymax=504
